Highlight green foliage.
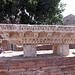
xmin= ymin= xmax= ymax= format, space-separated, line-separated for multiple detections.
xmin=0 ymin=0 xmax=65 ymax=24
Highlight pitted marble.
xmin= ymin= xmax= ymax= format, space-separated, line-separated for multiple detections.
xmin=0 ymin=24 xmax=75 ymax=45
xmin=0 ymin=24 xmax=75 ymax=56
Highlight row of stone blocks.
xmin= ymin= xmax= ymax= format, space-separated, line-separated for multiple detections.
xmin=23 ymin=44 xmax=69 ymax=57
xmin=0 ymin=57 xmax=75 ymax=75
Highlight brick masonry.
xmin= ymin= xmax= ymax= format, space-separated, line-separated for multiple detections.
xmin=2 ymin=40 xmax=7 ymax=51
xmin=15 ymin=44 xmax=75 ymax=51
xmin=15 ymin=45 xmax=52 ymax=51
xmin=0 ymin=56 xmax=75 ymax=75
xmin=36 ymin=45 xmax=52 ymax=50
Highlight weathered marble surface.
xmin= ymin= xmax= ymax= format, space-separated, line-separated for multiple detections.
xmin=0 ymin=24 xmax=75 ymax=45
xmin=0 ymin=24 xmax=75 ymax=56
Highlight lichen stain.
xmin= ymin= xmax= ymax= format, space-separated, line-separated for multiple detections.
xmin=24 ymin=31 xmax=34 ymax=37
xmin=9 ymin=32 xmax=19 ymax=38
xmin=38 ymin=31 xmax=48 ymax=37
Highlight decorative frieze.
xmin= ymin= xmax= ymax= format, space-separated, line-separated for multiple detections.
xmin=0 ymin=24 xmax=75 ymax=45
xmin=0 ymin=24 xmax=75 ymax=56
xmin=1 ymin=24 xmax=75 ymax=32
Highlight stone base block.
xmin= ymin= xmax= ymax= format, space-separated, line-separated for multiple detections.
xmin=53 ymin=44 xmax=69 ymax=56
xmin=23 ymin=45 xmax=37 ymax=57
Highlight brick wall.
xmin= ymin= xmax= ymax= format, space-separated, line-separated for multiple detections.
xmin=69 ymin=44 xmax=75 ymax=49
xmin=36 ymin=45 xmax=52 ymax=50
xmin=0 ymin=57 xmax=75 ymax=75
xmin=15 ymin=45 xmax=52 ymax=51
xmin=14 ymin=47 xmax=23 ymax=51
xmin=15 ymin=44 xmax=75 ymax=51
xmin=2 ymin=40 xmax=7 ymax=51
